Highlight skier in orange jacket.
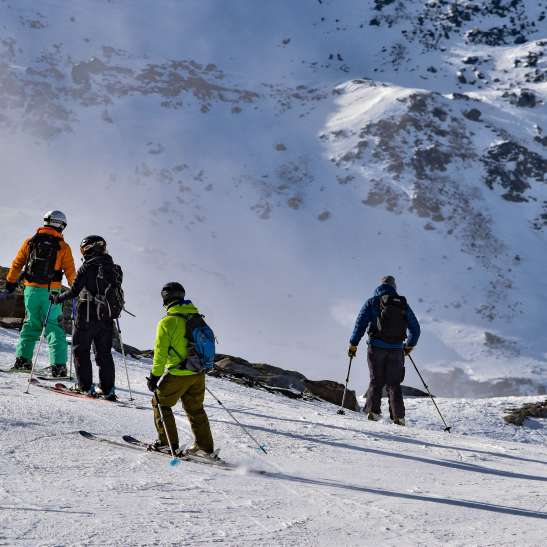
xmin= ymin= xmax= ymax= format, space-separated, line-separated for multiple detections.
xmin=5 ymin=210 xmax=76 ymax=376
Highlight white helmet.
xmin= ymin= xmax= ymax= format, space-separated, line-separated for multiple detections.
xmin=43 ymin=210 xmax=67 ymax=231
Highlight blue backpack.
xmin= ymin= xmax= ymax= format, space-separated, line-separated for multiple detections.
xmin=168 ymin=313 xmax=216 ymax=372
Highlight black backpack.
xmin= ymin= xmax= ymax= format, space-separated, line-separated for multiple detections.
xmin=24 ymin=233 xmax=62 ymax=285
xmin=94 ymin=262 xmax=125 ymax=320
xmin=375 ymin=294 xmax=408 ymax=344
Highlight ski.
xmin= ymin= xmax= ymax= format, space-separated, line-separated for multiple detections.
xmin=35 ymin=375 xmax=71 ymax=381
xmin=79 ymin=430 xmax=147 ymax=453
xmin=31 ymin=381 xmax=149 ymax=410
xmin=79 ymin=430 xmax=237 ymax=470
xmin=122 ymin=435 xmax=236 ymax=470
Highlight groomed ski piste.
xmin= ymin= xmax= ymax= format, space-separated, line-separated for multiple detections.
xmin=0 ymin=327 xmax=545 ymax=546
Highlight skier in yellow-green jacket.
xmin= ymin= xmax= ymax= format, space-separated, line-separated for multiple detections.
xmin=146 ymin=282 xmax=214 ymax=455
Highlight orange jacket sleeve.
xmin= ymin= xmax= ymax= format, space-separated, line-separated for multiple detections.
xmin=6 ymin=238 xmax=31 ymax=283
xmin=61 ymin=243 xmax=77 ymax=286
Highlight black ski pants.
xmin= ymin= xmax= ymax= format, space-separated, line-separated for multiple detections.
xmin=73 ymin=319 xmax=115 ymax=392
xmin=365 ymin=346 xmax=405 ymax=418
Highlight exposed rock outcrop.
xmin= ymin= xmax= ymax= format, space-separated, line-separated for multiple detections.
xmin=504 ymin=400 xmax=547 ymax=426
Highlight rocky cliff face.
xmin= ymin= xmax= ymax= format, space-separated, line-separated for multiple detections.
xmin=0 ymin=1 xmax=546 ymax=396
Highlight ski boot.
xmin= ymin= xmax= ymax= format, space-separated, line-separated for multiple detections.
xmin=393 ymin=417 xmax=406 ymax=426
xmin=10 ymin=357 xmax=32 ymax=372
xmin=147 ymin=440 xmax=179 ymax=454
xmin=180 ymin=443 xmax=219 ymax=460
xmin=71 ymin=384 xmax=96 ymax=397
xmin=51 ymin=364 xmax=67 ymax=378
xmin=367 ymin=412 xmax=381 ymax=421
xmin=95 ymin=386 xmax=117 ymax=402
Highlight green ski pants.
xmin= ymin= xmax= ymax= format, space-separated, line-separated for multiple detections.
xmin=16 ymin=286 xmax=67 ymax=365
xmin=152 ymin=372 xmax=214 ymax=453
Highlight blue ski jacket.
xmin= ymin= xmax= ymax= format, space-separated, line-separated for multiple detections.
xmin=349 ymin=284 xmax=421 ymax=349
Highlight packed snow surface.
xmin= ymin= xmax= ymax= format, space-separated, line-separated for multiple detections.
xmin=0 ymin=328 xmax=545 ymax=546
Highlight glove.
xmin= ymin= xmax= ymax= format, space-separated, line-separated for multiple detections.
xmin=403 ymin=346 xmax=414 ymax=356
xmin=49 ymin=293 xmax=61 ymax=304
xmin=348 ymin=345 xmax=357 ymax=358
xmin=5 ymin=282 xmax=17 ymax=294
xmin=146 ymin=374 xmax=161 ymax=393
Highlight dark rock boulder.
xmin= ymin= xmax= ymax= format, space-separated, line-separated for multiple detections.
xmin=212 ymin=355 xmax=359 ymax=410
xmin=463 ymin=108 xmax=482 ymax=121
xmin=1 ymin=266 xmax=73 ymax=334
xmin=504 ymin=400 xmax=547 ymax=426
xmin=214 ymin=356 xmax=307 ymax=392
xmin=304 ymin=379 xmax=358 ymax=411
xmin=462 ymin=56 xmax=479 ymax=65
xmin=504 ymin=89 xmax=538 ymax=108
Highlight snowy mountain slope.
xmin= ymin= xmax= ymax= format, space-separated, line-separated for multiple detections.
xmin=0 ymin=329 xmax=546 ymax=546
xmin=0 ymin=1 xmax=546 ymax=395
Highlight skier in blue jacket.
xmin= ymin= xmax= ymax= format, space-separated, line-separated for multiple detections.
xmin=348 ymin=276 xmax=420 ymax=425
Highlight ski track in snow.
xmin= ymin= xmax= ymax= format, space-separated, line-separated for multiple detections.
xmin=0 ymin=328 xmax=545 ymax=546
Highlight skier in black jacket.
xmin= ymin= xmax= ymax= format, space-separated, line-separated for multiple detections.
xmin=50 ymin=235 xmax=122 ymax=400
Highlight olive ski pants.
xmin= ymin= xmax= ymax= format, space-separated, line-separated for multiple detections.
xmin=152 ymin=372 xmax=214 ymax=453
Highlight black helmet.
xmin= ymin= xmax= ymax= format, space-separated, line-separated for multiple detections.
xmin=161 ymin=282 xmax=185 ymax=307
xmin=80 ymin=235 xmax=107 ymax=258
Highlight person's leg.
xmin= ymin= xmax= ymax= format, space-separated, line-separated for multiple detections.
xmin=16 ymin=286 xmax=46 ymax=361
xmin=151 ymin=374 xmax=190 ymax=449
xmin=44 ymin=290 xmax=67 ymax=366
xmin=72 ymin=320 xmax=94 ymax=391
xmin=386 ymin=350 xmax=405 ymax=419
xmin=364 ymin=347 xmax=386 ymax=415
xmin=93 ymin=320 xmax=115 ymax=394
xmin=181 ymin=373 xmax=214 ymax=453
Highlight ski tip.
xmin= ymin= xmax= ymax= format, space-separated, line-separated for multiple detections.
xmin=79 ymin=430 xmax=93 ymax=439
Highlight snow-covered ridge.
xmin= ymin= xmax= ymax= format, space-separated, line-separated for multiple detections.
xmin=0 ymin=1 xmax=546 ymax=395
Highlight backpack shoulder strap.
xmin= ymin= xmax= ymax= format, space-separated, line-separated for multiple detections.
xmin=167 ymin=312 xmax=191 ymax=320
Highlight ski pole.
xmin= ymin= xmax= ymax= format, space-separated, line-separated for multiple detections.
xmin=407 ymin=354 xmax=451 ymax=432
xmin=25 ymin=301 xmax=54 ymax=394
xmin=205 ymin=386 xmax=268 ymax=454
xmin=115 ymin=318 xmax=133 ymax=401
xmin=337 ymin=356 xmax=354 ymax=415
xmin=154 ymin=390 xmax=177 ymax=460
xmin=68 ymin=299 xmax=76 ymax=381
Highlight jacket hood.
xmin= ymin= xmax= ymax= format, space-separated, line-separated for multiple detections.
xmin=166 ymin=300 xmax=199 ymax=315
xmin=37 ymin=226 xmax=64 ymax=239
xmin=374 ymin=284 xmax=398 ymax=297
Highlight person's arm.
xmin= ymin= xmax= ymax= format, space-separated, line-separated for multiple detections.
xmin=62 ymin=244 xmax=77 ymax=286
xmin=405 ymin=304 xmax=421 ymax=347
xmin=151 ymin=318 xmax=171 ymax=377
xmin=6 ymin=239 xmax=30 ymax=284
xmin=56 ymin=264 xmax=87 ymax=303
xmin=349 ymin=298 xmax=373 ymax=347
